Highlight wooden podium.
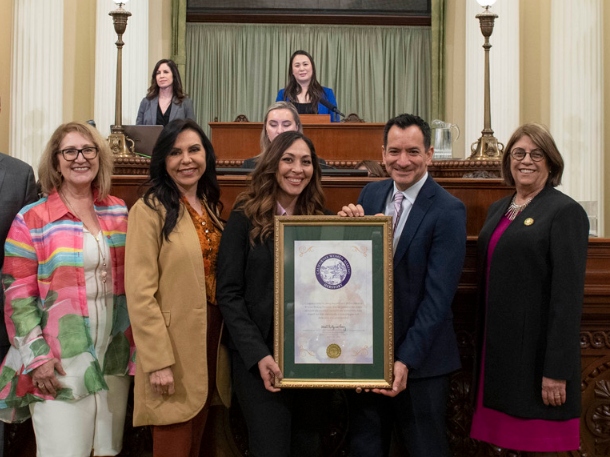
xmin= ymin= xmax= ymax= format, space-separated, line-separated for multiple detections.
xmin=209 ymin=121 xmax=385 ymax=166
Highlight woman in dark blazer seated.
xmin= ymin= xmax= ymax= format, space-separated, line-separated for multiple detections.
xmin=136 ymin=59 xmax=195 ymax=126
xmin=217 ymin=131 xmax=328 ymax=457
xmin=242 ymin=102 xmax=303 ymax=169
xmin=470 ymin=123 xmax=589 ymax=456
xmin=276 ymin=50 xmax=339 ymax=122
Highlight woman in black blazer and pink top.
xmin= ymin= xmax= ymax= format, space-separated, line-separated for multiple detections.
xmin=470 ymin=124 xmax=589 ymax=455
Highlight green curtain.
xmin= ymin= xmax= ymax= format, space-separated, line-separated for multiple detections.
xmin=431 ymin=0 xmax=446 ymax=121
xmin=171 ymin=0 xmax=187 ymax=77
xmin=184 ymin=23 xmax=431 ymax=136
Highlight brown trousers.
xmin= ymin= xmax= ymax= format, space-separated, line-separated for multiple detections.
xmin=152 ymin=303 xmax=221 ymax=457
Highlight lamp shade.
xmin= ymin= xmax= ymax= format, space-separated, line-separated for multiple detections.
xmin=476 ymin=0 xmax=496 ymax=6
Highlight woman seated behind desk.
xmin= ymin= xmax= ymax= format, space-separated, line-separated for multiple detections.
xmin=136 ymin=59 xmax=196 ymax=126
xmin=243 ymin=102 xmax=302 ymax=169
xmin=242 ymin=102 xmax=329 ymax=169
xmin=276 ymin=50 xmax=339 ymax=122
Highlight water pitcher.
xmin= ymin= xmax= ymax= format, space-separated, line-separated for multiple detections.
xmin=431 ymin=120 xmax=460 ymax=160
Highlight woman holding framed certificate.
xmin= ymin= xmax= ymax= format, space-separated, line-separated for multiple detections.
xmin=217 ymin=131 xmax=328 ymax=456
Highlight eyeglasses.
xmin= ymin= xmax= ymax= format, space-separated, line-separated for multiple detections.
xmin=510 ymin=148 xmax=545 ymax=162
xmin=59 ymin=147 xmax=99 ymax=161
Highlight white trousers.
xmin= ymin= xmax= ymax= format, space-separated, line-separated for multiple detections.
xmin=29 ymin=375 xmax=131 ymax=457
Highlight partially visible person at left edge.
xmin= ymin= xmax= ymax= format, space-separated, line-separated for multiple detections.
xmin=136 ymin=58 xmax=196 ymax=126
xmin=470 ymin=123 xmax=589 ymax=455
xmin=339 ymin=113 xmax=467 ymax=457
xmin=0 ymin=122 xmax=135 ymax=456
xmin=276 ymin=50 xmax=340 ymax=122
xmin=0 ymin=152 xmax=38 ymax=457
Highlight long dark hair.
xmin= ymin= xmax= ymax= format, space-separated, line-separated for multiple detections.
xmin=144 ymin=119 xmax=222 ymax=240
xmin=282 ymin=50 xmax=325 ymax=113
xmin=234 ymin=131 xmax=326 ymax=245
xmin=145 ymin=59 xmax=187 ymax=103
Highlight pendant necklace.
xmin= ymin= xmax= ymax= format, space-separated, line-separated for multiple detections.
xmin=505 ymin=196 xmax=532 ymax=221
xmin=61 ymin=190 xmax=108 ymax=284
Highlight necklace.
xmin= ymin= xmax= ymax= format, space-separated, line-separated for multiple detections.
xmin=186 ymin=198 xmax=215 ymax=252
xmin=505 ymin=195 xmax=532 ymax=221
xmin=92 ymin=233 xmax=108 ymax=284
xmin=61 ymin=190 xmax=108 ymax=284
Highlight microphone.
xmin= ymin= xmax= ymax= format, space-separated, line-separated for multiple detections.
xmin=319 ymin=98 xmax=345 ymax=118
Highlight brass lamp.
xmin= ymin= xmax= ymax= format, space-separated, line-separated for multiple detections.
xmin=107 ymin=0 xmax=134 ymax=157
xmin=469 ymin=0 xmax=504 ymax=160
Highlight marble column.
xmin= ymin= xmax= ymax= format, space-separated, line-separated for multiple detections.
xmin=550 ymin=0 xmax=604 ymax=236
xmin=9 ymin=0 xmax=64 ymax=168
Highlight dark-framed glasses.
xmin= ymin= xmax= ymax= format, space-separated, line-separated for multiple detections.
xmin=510 ymin=148 xmax=545 ymax=162
xmin=59 ymin=147 xmax=99 ymax=161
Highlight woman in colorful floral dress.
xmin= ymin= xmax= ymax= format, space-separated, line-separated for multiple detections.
xmin=0 ymin=122 xmax=135 ymax=456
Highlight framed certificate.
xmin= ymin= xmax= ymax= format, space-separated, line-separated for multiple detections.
xmin=274 ymin=215 xmax=394 ymax=389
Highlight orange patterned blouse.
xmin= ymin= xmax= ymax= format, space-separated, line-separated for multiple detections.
xmin=182 ymin=197 xmax=223 ymax=305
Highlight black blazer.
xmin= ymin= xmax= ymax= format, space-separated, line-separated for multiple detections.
xmin=358 ymin=176 xmax=466 ymax=379
xmin=217 ymin=208 xmax=333 ymax=370
xmin=475 ymin=186 xmax=589 ymax=420
xmin=217 ymin=210 xmax=276 ymax=370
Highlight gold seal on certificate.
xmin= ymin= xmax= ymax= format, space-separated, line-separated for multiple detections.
xmin=327 ymin=344 xmax=342 ymax=359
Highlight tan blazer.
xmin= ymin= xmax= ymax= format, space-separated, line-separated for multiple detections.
xmin=125 ymin=198 xmax=230 ymax=427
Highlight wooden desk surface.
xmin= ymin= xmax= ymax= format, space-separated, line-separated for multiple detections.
xmin=209 ymin=121 xmax=386 ymax=164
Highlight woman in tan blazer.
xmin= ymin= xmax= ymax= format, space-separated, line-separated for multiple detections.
xmin=125 ymin=119 xmax=229 ymax=457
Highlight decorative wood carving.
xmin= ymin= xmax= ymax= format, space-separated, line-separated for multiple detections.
xmin=233 ymin=114 xmax=249 ymax=122
xmin=342 ymin=113 xmax=365 ymax=123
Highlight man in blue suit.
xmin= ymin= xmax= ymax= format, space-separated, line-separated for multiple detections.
xmin=340 ymin=114 xmax=466 ymax=456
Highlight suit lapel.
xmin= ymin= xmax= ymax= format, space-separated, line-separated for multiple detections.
xmin=393 ymin=176 xmax=435 ymax=262
xmin=372 ymin=180 xmax=393 ymax=214
xmin=168 ymin=98 xmax=180 ymax=123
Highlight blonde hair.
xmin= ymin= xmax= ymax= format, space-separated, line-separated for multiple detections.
xmin=259 ymin=101 xmax=303 ymax=153
xmin=38 ymin=122 xmax=114 ymax=199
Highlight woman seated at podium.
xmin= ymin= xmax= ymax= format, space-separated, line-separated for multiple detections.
xmin=243 ymin=102 xmax=330 ymax=169
xmin=276 ymin=50 xmax=339 ymax=122
xmin=218 ymin=131 xmax=329 ymax=456
xmin=136 ymin=59 xmax=196 ymax=126
xmin=242 ymin=102 xmax=302 ymax=168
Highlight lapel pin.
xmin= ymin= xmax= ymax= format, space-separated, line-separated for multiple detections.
xmin=524 ymin=218 xmax=534 ymax=226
